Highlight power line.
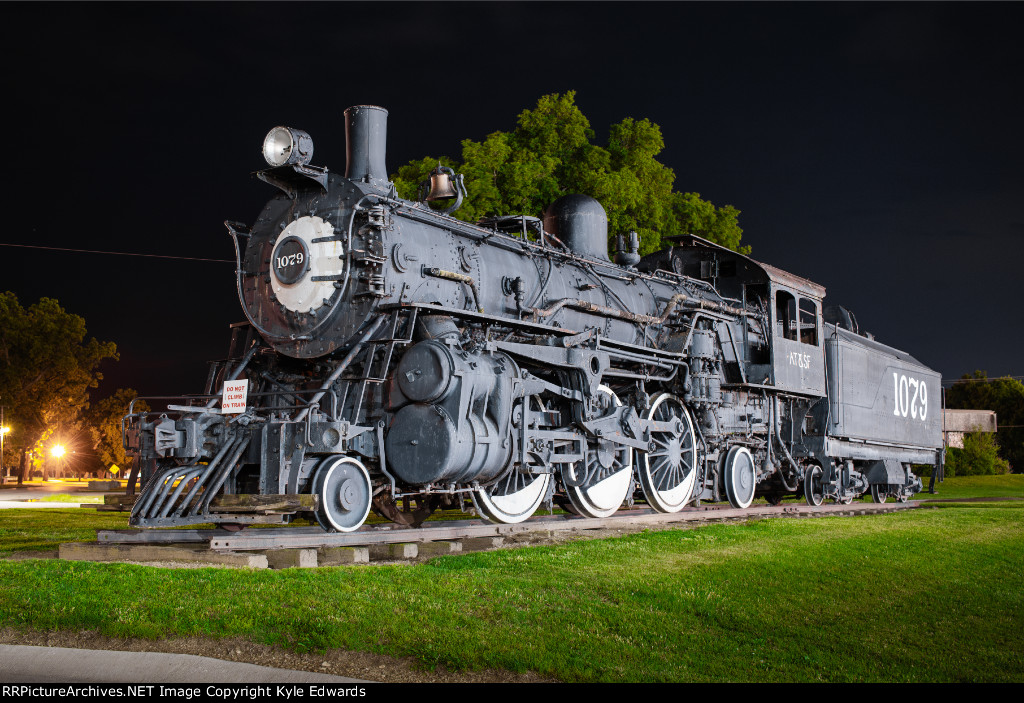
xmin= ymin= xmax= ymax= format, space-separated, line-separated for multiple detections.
xmin=942 ymin=376 xmax=1024 ymax=387
xmin=0 ymin=242 xmax=232 ymax=263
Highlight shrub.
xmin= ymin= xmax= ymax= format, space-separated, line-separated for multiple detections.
xmin=945 ymin=431 xmax=1010 ymax=476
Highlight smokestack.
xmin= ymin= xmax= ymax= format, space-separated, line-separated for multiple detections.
xmin=344 ymin=105 xmax=388 ymax=187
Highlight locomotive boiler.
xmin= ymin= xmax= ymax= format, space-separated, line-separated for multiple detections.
xmin=124 ymin=105 xmax=943 ymax=531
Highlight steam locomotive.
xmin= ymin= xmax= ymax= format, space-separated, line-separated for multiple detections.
xmin=124 ymin=105 xmax=943 ymax=531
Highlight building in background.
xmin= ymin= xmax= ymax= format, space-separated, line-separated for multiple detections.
xmin=943 ymin=409 xmax=998 ymax=449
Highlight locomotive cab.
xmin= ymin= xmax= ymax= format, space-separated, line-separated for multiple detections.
xmin=651 ymin=235 xmax=826 ymax=396
xmin=763 ymin=267 xmax=825 ymax=397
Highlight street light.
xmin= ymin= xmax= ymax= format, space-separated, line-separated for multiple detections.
xmin=0 ymin=400 xmax=5 ymax=479
xmin=0 ymin=423 xmax=9 ymax=480
xmin=47 ymin=443 xmax=68 ymax=481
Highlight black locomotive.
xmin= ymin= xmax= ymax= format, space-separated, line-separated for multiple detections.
xmin=124 ymin=105 xmax=943 ymax=531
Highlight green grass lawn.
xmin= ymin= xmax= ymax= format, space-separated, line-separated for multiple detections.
xmin=0 ymin=509 xmax=130 ymax=556
xmin=917 ymin=474 xmax=1024 ymax=500
xmin=30 ymin=494 xmax=104 ymax=504
xmin=0 ymin=478 xmax=1022 ymax=681
xmin=747 ymin=473 xmax=1024 ymax=505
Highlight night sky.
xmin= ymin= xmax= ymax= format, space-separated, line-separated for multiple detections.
xmin=3 ymin=2 xmax=1021 ymax=401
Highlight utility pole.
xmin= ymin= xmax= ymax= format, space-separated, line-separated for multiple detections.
xmin=0 ymin=401 xmax=8 ymax=484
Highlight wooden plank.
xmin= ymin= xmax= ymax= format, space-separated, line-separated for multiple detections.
xmin=59 ymin=542 xmax=268 ymax=568
xmin=207 ymin=501 xmax=919 ymax=551
xmin=208 ymin=493 xmax=318 ymax=514
xmin=98 ymin=526 xmax=326 ymax=544
xmin=103 ymin=494 xmax=139 ymax=507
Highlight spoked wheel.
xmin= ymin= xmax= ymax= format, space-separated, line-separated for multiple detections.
xmin=638 ymin=393 xmax=697 ymax=513
xmin=312 ymin=456 xmax=372 ymax=532
xmin=475 ymin=466 xmax=551 ymax=524
xmin=562 ymin=386 xmax=634 ymax=518
xmin=723 ymin=446 xmax=757 ymax=509
xmin=372 ymin=493 xmax=439 ymax=528
xmin=804 ymin=464 xmax=825 ymax=507
xmin=476 ymin=396 xmax=554 ymax=524
xmin=870 ymin=484 xmax=888 ymax=503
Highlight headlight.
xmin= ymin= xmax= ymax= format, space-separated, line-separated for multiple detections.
xmin=262 ymin=126 xmax=314 ymax=167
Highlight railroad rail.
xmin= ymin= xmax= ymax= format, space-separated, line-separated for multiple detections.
xmin=96 ymin=500 xmax=919 ymax=553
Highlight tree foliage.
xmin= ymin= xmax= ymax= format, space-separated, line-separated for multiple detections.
xmin=0 ymin=292 xmax=122 ymax=479
xmin=391 ymin=92 xmax=747 ymax=256
xmin=945 ymin=371 xmax=1024 ymax=473
xmin=945 ymin=430 xmax=1011 ymax=476
xmin=85 ymin=388 xmax=148 ymax=473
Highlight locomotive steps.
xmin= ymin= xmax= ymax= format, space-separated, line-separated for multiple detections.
xmin=60 ymin=501 xmax=918 ymax=569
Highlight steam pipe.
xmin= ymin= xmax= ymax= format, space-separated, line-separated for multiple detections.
xmin=525 ymin=292 xmax=754 ymax=326
xmin=156 ymin=466 xmax=206 ymax=519
xmin=422 ymin=267 xmax=484 ymax=313
xmin=198 ymin=435 xmax=252 ymax=514
xmin=131 ymin=465 xmax=180 ymax=520
xmin=527 ymin=293 xmax=689 ymax=325
xmin=772 ymin=397 xmax=800 ymax=491
xmin=294 ymin=317 xmax=386 ymax=423
xmin=206 ymin=341 xmax=261 ymax=409
xmin=172 ymin=432 xmax=244 ymax=516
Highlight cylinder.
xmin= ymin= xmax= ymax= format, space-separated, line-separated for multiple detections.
xmin=344 ymin=105 xmax=388 ymax=184
xmin=395 ymin=341 xmax=455 ymax=403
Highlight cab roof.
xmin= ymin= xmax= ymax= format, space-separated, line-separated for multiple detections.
xmin=666 ymin=234 xmax=827 ymax=300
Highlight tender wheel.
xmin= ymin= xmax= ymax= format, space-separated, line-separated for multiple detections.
xmin=723 ymin=446 xmax=756 ymax=509
xmin=562 ymin=386 xmax=634 ymax=518
xmin=312 ymin=456 xmax=372 ymax=532
xmin=872 ymin=482 xmax=897 ymax=505
xmin=638 ymin=393 xmax=697 ymax=513
xmin=804 ymin=464 xmax=824 ymax=507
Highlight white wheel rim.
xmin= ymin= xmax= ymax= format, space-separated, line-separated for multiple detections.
xmin=563 ymin=386 xmax=634 ymax=518
xmin=476 ymin=472 xmax=551 ymax=524
xmin=639 ymin=393 xmax=696 ymax=513
xmin=805 ymin=465 xmax=823 ymax=506
xmin=314 ymin=456 xmax=372 ymax=532
xmin=725 ymin=446 xmax=756 ymax=509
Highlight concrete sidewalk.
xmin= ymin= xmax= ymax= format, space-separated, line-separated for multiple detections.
xmin=0 ymin=501 xmax=92 ymax=509
xmin=0 ymin=645 xmax=372 ymax=683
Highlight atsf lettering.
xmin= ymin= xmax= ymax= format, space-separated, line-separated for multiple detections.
xmin=787 ymin=351 xmax=811 ymax=369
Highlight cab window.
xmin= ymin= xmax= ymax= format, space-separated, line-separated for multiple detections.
xmin=775 ymin=291 xmax=797 ymax=341
xmin=799 ymin=298 xmax=818 ymax=346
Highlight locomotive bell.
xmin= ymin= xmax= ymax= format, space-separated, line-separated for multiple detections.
xmin=425 ymin=164 xmax=459 ymax=201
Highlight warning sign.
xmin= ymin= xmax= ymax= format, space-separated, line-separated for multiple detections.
xmin=222 ymin=379 xmax=249 ymax=414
